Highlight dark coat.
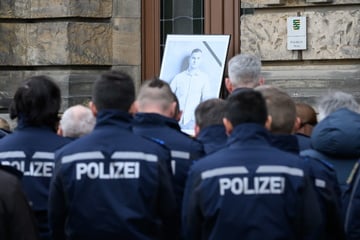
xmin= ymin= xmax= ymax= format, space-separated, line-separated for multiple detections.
xmin=0 ymin=121 xmax=71 ymax=240
xmin=182 ymin=123 xmax=322 ymax=240
xmin=0 ymin=165 xmax=39 ymax=240
xmin=49 ymin=110 xmax=179 ymax=240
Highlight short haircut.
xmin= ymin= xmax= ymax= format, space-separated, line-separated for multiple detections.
xmin=60 ymin=105 xmax=95 ymax=138
xmin=136 ymin=77 xmax=174 ymax=112
xmin=225 ymin=90 xmax=267 ymax=127
xmin=317 ymin=91 xmax=360 ymax=121
xmin=295 ymin=102 xmax=317 ymax=127
xmin=191 ymin=48 xmax=202 ymax=55
xmin=9 ymin=75 xmax=61 ymax=131
xmin=228 ymin=53 xmax=262 ymax=88
xmin=195 ymin=98 xmax=226 ymax=129
xmin=256 ymin=86 xmax=296 ymax=134
xmin=92 ymin=71 xmax=135 ymax=112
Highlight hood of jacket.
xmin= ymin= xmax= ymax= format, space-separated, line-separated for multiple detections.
xmin=311 ymin=108 xmax=360 ymax=158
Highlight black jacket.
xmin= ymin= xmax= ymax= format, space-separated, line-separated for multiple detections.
xmin=0 ymin=165 xmax=39 ymax=240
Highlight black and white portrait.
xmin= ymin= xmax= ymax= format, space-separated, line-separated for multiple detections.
xmin=159 ymin=34 xmax=230 ymax=134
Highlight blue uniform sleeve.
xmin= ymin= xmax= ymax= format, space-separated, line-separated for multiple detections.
xmin=298 ymin=164 xmax=326 ymax=240
xmin=343 ymin=162 xmax=360 ymax=240
xmin=48 ymin=165 xmax=67 ymax=240
xmin=157 ymin=155 xmax=181 ymax=239
xmin=181 ymin=168 xmax=202 ymax=240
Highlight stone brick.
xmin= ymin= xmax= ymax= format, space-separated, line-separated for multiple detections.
xmin=27 ymin=23 xmax=69 ymax=65
xmin=241 ymin=12 xmax=300 ymax=61
xmin=0 ymin=0 xmax=111 ymax=18
xmin=303 ymin=9 xmax=360 ymax=60
xmin=0 ymin=0 xmax=16 ymax=18
xmin=262 ymin=64 xmax=360 ymax=106
xmin=241 ymin=0 xmax=358 ymax=8
xmin=0 ymin=23 xmax=27 ymax=65
xmin=113 ymin=0 xmax=141 ymax=18
xmin=68 ymin=23 xmax=112 ymax=65
xmin=112 ymin=18 xmax=141 ymax=65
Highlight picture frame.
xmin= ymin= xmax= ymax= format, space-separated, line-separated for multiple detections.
xmin=159 ymin=34 xmax=231 ymax=134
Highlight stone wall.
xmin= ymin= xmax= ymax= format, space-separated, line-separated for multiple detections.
xmin=0 ymin=0 xmax=141 ymax=113
xmin=240 ymin=0 xmax=360 ymax=107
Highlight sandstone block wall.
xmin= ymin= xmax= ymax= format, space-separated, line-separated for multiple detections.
xmin=0 ymin=0 xmax=141 ymax=113
xmin=241 ymin=0 xmax=360 ymax=107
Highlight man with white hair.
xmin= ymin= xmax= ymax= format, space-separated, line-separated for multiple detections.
xmin=317 ymin=91 xmax=360 ymax=121
xmin=225 ymin=53 xmax=264 ymax=94
xmin=57 ymin=104 xmax=96 ymax=138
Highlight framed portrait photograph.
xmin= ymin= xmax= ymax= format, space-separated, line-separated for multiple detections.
xmin=159 ymin=34 xmax=230 ymax=134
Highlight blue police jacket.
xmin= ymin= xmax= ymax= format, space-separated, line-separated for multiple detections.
xmin=310 ymin=108 xmax=360 ymax=240
xmin=196 ymin=124 xmax=227 ymax=155
xmin=270 ymin=133 xmax=300 ymax=155
xmin=132 ymin=113 xmax=204 ymax=206
xmin=296 ymin=133 xmax=312 ymax=151
xmin=0 ymin=119 xmax=71 ymax=240
xmin=49 ymin=110 xmax=179 ymax=240
xmin=182 ymin=123 xmax=322 ymax=240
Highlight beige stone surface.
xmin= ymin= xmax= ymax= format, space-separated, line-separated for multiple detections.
xmin=261 ymin=64 xmax=360 ymax=106
xmin=112 ymin=18 xmax=141 ymax=65
xmin=0 ymin=0 xmax=112 ymax=18
xmin=0 ymin=23 xmax=27 ymax=65
xmin=242 ymin=0 xmax=359 ymax=8
xmin=27 ymin=23 xmax=69 ymax=65
xmin=0 ymin=0 xmax=16 ymax=18
xmin=241 ymin=12 xmax=300 ymax=61
xmin=113 ymin=0 xmax=141 ymax=18
xmin=303 ymin=9 xmax=360 ymax=59
xmin=68 ymin=23 xmax=112 ymax=65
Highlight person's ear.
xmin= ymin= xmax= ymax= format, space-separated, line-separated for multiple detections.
xmin=88 ymin=101 xmax=98 ymax=117
xmin=258 ymin=76 xmax=265 ymax=86
xmin=169 ymin=101 xmax=177 ymax=118
xmin=223 ymin=117 xmax=233 ymax=136
xmin=293 ymin=117 xmax=302 ymax=133
xmin=57 ymin=126 xmax=63 ymax=136
xmin=265 ymin=115 xmax=272 ymax=131
xmin=176 ymin=110 xmax=183 ymax=122
xmin=225 ymin=78 xmax=233 ymax=94
xmin=129 ymin=101 xmax=139 ymax=115
xmin=194 ymin=124 xmax=200 ymax=137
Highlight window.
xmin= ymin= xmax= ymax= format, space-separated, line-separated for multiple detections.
xmin=160 ymin=0 xmax=204 ymax=56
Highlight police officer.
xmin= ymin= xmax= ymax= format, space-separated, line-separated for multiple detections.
xmin=132 ymin=77 xmax=204 ymax=208
xmin=49 ymin=71 xmax=178 ymax=240
xmin=182 ymin=90 xmax=322 ymax=240
xmin=0 ymin=75 xmax=71 ymax=240
xmin=194 ymin=98 xmax=228 ymax=154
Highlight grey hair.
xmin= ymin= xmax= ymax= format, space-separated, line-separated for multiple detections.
xmin=60 ymin=105 xmax=95 ymax=138
xmin=228 ymin=53 xmax=262 ymax=88
xmin=317 ymin=91 xmax=360 ymax=121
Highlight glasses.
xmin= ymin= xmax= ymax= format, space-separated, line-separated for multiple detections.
xmin=300 ymin=121 xmax=317 ymax=128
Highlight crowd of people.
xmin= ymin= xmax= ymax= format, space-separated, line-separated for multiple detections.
xmin=0 ymin=53 xmax=359 ymax=240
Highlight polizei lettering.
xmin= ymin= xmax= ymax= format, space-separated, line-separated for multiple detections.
xmin=219 ymin=176 xmax=285 ymax=195
xmin=1 ymin=161 xmax=54 ymax=177
xmin=76 ymin=162 xmax=140 ymax=180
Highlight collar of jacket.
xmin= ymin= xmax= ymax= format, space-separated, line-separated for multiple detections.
xmin=227 ymin=123 xmax=271 ymax=147
xmin=133 ymin=113 xmax=181 ymax=131
xmin=270 ymin=134 xmax=299 ymax=154
xmin=95 ymin=110 xmax=133 ymax=129
xmin=197 ymin=124 xmax=227 ymax=141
